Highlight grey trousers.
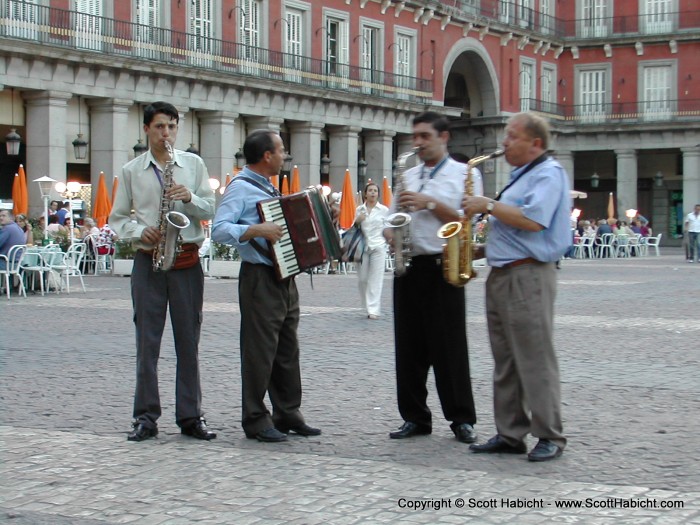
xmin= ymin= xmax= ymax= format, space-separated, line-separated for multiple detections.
xmin=131 ymin=251 xmax=204 ymax=428
xmin=485 ymin=262 xmax=566 ymax=449
xmin=239 ymin=263 xmax=305 ymax=436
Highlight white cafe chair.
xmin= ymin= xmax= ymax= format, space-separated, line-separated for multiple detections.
xmin=574 ymin=235 xmax=595 ymax=259
xmin=645 ymin=233 xmax=663 ymax=256
xmin=0 ymin=244 xmax=28 ymax=299
xmin=21 ymin=250 xmax=48 ymax=296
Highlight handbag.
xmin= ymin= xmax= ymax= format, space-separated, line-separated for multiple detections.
xmin=341 ymin=225 xmax=366 ymax=263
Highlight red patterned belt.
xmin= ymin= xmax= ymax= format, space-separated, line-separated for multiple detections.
xmin=498 ymin=257 xmax=540 ymax=270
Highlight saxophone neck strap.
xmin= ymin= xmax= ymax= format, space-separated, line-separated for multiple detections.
xmin=152 ymin=163 xmax=164 ymax=188
xmin=494 ymin=154 xmax=548 ymax=202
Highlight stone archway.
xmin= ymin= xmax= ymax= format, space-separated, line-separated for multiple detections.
xmin=442 ymin=39 xmax=500 ymax=118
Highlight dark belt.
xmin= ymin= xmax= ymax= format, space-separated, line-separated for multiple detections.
xmin=497 ymin=257 xmax=540 ymax=270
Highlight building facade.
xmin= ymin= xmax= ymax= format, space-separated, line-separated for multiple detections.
xmin=1 ymin=0 xmax=699 ymax=243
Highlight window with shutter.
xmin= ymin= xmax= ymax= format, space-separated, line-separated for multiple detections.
xmin=75 ymin=0 xmax=103 ymax=51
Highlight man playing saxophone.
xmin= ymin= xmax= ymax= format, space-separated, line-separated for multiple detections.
xmin=110 ymin=101 xmax=217 ymax=442
xmin=462 ymin=112 xmax=570 ymax=462
xmin=384 ymin=111 xmax=481 ymax=444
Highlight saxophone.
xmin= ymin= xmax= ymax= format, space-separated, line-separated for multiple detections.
xmin=152 ymin=142 xmax=191 ymax=272
xmin=384 ymin=147 xmax=419 ymax=276
xmin=437 ymin=149 xmax=504 ymax=287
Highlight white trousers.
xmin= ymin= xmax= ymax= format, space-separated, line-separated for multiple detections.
xmin=357 ymin=246 xmax=386 ymax=316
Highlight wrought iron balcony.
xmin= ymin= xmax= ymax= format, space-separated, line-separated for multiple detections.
xmin=0 ymin=0 xmax=433 ymax=103
xmin=522 ymin=98 xmax=700 ymax=125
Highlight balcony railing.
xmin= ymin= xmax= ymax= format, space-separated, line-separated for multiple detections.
xmin=0 ymin=0 xmax=433 ymax=103
xmin=447 ymin=1 xmax=699 ymax=40
xmin=523 ymin=98 xmax=700 ymax=125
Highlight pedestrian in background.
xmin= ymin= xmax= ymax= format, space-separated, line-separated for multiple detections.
xmin=355 ymin=182 xmax=388 ymax=319
xmin=685 ymin=204 xmax=700 ymax=262
xmin=110 ymin=101 xmax=217 ymax=443
xmin=463 ymin=112 xmax=570 ymax=462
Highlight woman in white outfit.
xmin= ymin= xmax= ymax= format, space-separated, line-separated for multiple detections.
xmin=355 ymin=182 xmax=389 ymax=320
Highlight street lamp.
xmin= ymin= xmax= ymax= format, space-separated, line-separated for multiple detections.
xmin=34 ymin=175 xmax=57 ymax=245
xmin=358 ymin=158 xmax=368 ymax=190
xmin=590 ymin=172 xmax=600 ymax=189
xmin=320 ymin=154 xmax=331 ymax=185
xmin=55 ymin=180 xmax=82 ymax=246
xmin=72 ymin=96 xmax=88 ymax=160
xmin=282 ymin=153 xmax=293 ymax=177
xmin=654 ymin=171 xmax=664 ymax=188
xmin=5 ymin=88 xmax=21 ymax=156
xmin=235 ymin=148 xmax=246 ymax=170
xmin=625 ymin=209 xmax=637 ymax=223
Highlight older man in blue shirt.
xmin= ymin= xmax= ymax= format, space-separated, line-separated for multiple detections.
xmin=463 ymin=112 xmax=570 ymax=462
xmin=212 ymin=129 xmax=321 ymax=443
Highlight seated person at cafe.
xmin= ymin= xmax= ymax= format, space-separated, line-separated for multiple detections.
xmin=0 ymin=210 xmax=26 ymax=271
xmin=81 ymin=218 xmax=100 ymax=239
xmin=97 ymin=223 xmax=117 ymax=255
xmin=46 ymin=215 xmax=65 ymax=237
xmin=15 ymin=214 xmax=34 ymax=246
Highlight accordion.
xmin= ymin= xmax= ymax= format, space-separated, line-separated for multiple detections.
xmin=257 ymin=187 xmax=341 ymax=280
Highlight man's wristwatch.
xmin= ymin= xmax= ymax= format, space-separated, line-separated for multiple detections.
xmin=486 ymin=200 xmax=496 ymax=212
xmin=426 ymin=201 xmax=437 ymax=211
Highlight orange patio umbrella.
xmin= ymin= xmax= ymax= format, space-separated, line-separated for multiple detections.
xmin=281 ymin=174 xmax=290 ymax=196
xmin=290 ymin=165 xmax=300 ymax=194
xmin=11 ymin=173 xmax=22 ymax=216
xmin=93 ymin=171 xmax=112 ymax=227
xmin=607 ymin=192 xmax=615 ymax=220
xmin=381 ymin=176 xmax=392 ymax=206
xmin=111 ymin=176 xmax=119 ymax=207
xmin=339 ymin=169 xmax=356 ymax=230
xmin=16 ymin=164 xmax=28 ymax=215
xmin=271 ymin=175 xmax=279 ymax=192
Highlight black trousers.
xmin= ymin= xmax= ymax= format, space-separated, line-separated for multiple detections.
xmin=131 ymin=251 xmax=204 ymax=428
xmin=239 ymin=263 xmax=305 ymax=436
xmin=393 ymin=255 xmax=477 ymax=429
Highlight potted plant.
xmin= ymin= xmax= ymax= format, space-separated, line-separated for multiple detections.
xmin=208 ymin=241 xmax=241 ymax=278
xmin=112 ymin=239 xmax=136 ymax=276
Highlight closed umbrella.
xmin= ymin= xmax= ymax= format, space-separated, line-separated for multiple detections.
xmin=11 ymin=173 xmax=21 ymax=216
xmin=290 ymin=165 xmax=300 ymax=194
xmin=281 ymin=174 xmax=290 ymax=196
xmin=270 ymin=175 xmax=279 ymax=192
xmin=111 ymin=176 xmax=119 ymax=208
xmin=607 ymin=192 xmax=615 ymax=220
xmin=339 ymin=169 xmax=356 ymax=230
xmin=17 ymin=164 xmax=28 ymax=215
xmin=382 ymin=176 xmax=392 ymax=206
xmin=93 ymin=171 xmax=111 ymax=227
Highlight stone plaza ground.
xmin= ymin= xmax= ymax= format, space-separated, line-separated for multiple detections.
xmin=1 ymin=249 xmax=699 ymax=524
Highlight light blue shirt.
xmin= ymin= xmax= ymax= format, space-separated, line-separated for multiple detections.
xmin=486 ymin=156 xmax=571 ymax=266
xmin=211 ymin=167 xmax=277 ymax=266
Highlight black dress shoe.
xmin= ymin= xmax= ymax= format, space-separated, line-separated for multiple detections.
xmin=127 ymin=422 xmax=158 ymax=442
xmin=181 ymin=418 xmax=217 ymax=440
xmin=452 ymin=423 xmax=477 ymax=444
xmin=389 ymin=421 xmax=431 ymax=439
xmin=277 ymin=423 xmax=322 ymax=436
xmin=527 ymin=439 xmax=563 ymax=462
xmin=469 ymin=434 xmax=526 ymax=454
xmin=248 ymin=428 xmax=288 ymax=443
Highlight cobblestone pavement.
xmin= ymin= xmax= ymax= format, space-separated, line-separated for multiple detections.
xmin=2 ymin=250 xmax=699 ymax=524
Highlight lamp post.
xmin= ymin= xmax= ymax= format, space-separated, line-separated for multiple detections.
xmin=5 ymin=88 xmax=21 ymax=156
xmin=654 ymin=171 xmax=664 ymax=188
xmin=358 ymin=158 xmax=368 ymax=191
xmin=282 ymin=153 xmax=293 ymax=177
xmin=34 ymin=175 xmax=57 ymax=245
xmin=320 ymin=154 xmax=331 ymax=186
xmin=591 ymin=172 xmax=600 ymax=189
xmin=55 ymin=181 xmax=82 ymax=246
xmin=625 ymin=208 xmax=637 ymax=224
xmin=235 ymin=148 xmax=246 ymax=170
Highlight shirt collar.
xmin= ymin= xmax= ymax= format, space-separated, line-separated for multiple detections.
xmin=142 ymin=148 xmax=183 ymax=171
xmin=242 ymin=166 xmax=276 ymax=191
